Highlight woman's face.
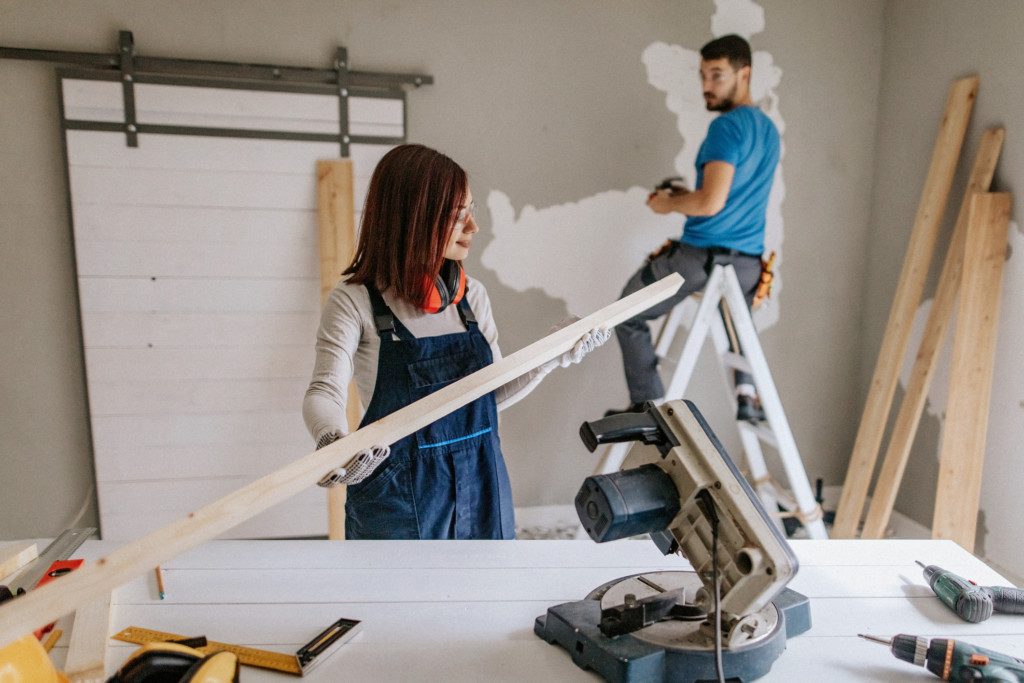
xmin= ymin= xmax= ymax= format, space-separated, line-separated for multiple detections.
xmin=443 ymin=191 xmax=478 ymax=261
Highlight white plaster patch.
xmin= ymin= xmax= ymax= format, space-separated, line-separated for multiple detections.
xmin=483 ymin=188 xmax=679 ymax=317
xmin=712 ymin=0 xmax=766 ymax=39
xmin=482 ymin=0 xmax=785 ymax=329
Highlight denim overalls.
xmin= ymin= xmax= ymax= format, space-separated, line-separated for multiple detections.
xmin=344 ymin=284 xmax=516 ymax=540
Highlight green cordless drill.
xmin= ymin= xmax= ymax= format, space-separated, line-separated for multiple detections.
xmin=860 ymin=633 xmax=1024 ymax=681
xmin=918 ymin=561 xmax=1024 ymax=623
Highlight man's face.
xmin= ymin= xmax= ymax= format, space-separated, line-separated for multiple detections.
xmin=700 ymin=57 xmax=749 ymax=112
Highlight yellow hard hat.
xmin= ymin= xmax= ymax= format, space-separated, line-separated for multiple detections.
xmin=0 ymin=634 xmax=69 ymax=683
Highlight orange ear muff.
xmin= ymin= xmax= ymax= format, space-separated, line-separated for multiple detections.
xmin=423 ymin=260 xmax=466 ymax=313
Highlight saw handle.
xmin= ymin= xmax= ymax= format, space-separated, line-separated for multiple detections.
xmin=579 ymin=411 xmax=666 ymax=452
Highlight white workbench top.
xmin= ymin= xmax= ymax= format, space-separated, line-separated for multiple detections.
xmin=18 ymin=538 xmax=1024 ymax=681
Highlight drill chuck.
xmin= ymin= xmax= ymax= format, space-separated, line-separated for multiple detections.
xmin=889 ymin=634 xmax=929 ymax=667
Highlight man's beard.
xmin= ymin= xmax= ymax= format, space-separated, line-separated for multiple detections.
xmin=704 ymin=83 xmax=739 ymax=112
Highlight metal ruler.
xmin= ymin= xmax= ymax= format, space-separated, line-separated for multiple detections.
xmin=2 ymin=528 xmax=94 ymax=595
xmin=113 ymin=618 xmax=361 ymax=677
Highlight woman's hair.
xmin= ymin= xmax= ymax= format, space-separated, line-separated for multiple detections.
xmin=344 ymin=144 xmax=468 ymax=307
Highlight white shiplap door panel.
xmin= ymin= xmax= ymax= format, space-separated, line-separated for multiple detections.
xmin=71 ymin=204 xmax=319 ymax=244
xmin=62 ymin=79 xmax=124 ymax=122
xmin=84 ymin=346 xmax=311 ymax=382
xmin=89 ymin=378 xmax=310 ymax=426
xmin=65 ymin=77 xmax=401 ymax=539
xmin=99 ymin=494 xmax=327 ymax=539
xmin=90 ymin=412 xmax=308 ymax=454
xmin=69 ymin=164 xmax=371 ymax=215
xmin=67 ymin=130 xmax=340 ymax=174
xmin=75 ymin=238 xmax=317 ymax=278
xmin=63 ymin=79 xmax=403 ymax=138
xmin=69 ymin=166 xmax=321 ymax=211
xmin=97 ymin=479 xmax=325 ymax=518
xmin=82 ymin=312 xmax=317 ymax=349
xmin=136 ymin=84 xmax=339 ymax=134
xmin=93 ymin=441 xmax=311 ymax=483
xmin=78 ymin=277 xmax=319 ymax=314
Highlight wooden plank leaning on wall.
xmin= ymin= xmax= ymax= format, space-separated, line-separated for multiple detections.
xmin=317 ymin=159 xmax=364 ymax=540
xmin=932 ymin=192 xmax=1012 ymax=551
xmin=0 ymin=273 xmax=683 ymax=647
xmin=859 ymin=129 xmax=1005 ymax=538
xmin=832 ymin=76 xmax=979 ymax=538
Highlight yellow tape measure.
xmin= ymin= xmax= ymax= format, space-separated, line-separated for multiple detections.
xmin=113 ymin=619 xmax=360 ymax=676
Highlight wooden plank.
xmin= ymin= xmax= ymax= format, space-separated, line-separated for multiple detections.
xmin=861 ymin=128 xmax=1005 ymax=538
xmin=832 ymin=76 xmax=979 ymax=537
xmin=63 ymin=593 xmax=111 ymax=683
xmin=316 ymin=160 xmax=356 ymax=302
xmin=932 ymin=192 xmax=1012 ymax=550
xmin=0 ymin=542 xmax=37 ymax=583
xmin=316 ymin=159 xmax=362 ymax=541
xmin=0 ymin=274 xmax=682 ymax=646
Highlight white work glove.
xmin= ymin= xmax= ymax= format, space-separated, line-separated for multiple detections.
xmin=314 ymin=430 xmax=391 ymax=487
xmin=542 ymin=318 xmax=612 ymax=372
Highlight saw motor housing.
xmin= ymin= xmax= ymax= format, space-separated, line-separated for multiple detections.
xmin=576 ymin=400 xmax=799 ymax=645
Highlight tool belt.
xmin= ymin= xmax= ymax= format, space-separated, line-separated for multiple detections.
xmin=752 ymin=250 xmax=776 ymax=309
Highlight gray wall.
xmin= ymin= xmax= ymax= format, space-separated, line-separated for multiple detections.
xmin=0 ymin=1 xmax=884 ymax=537
xmin=865 ymin=0 xmax=1024 ymax=574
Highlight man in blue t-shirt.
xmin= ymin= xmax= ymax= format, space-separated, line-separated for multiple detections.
xmin=610 ymin=34 xmax=780 ymax=421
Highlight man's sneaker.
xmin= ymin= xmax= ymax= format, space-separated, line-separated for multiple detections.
xmin=736 ymin=394 xmax=766 ymax=423
xmin=603 ymin=402 xmax=647 ymax=418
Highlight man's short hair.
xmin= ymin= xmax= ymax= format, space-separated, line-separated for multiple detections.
xmin=700 ymin=34 xmax=752 ymax=70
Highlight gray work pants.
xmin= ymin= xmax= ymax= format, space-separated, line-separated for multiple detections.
xmin=615 ymin=241 xmax=762 ymax=404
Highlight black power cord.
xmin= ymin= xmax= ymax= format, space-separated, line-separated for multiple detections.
xmin=696 ymin=488 xmax=726 ymax=683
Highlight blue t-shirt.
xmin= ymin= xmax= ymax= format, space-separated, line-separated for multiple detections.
xmin=682 ymin=106 xmax=779 ymax=255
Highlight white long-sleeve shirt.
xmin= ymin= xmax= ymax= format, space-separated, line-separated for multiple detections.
xmin=303 ymin=276 xmax=547 ymax=444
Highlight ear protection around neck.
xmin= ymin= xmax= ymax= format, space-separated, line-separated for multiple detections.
xmin=423 ymin=259 xmax=466 ymax=313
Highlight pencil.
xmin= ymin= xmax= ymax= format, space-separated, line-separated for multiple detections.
xmin=155 ymin=566 xmax=166 ymax=600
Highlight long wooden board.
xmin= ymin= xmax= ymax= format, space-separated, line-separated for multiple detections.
xmin=860 ymin=128 xmax=1004 ymax=538
xmin=0 ymin=273 xmax=682 ymax=647
xmin=832 ymin=76 xmax=979 ymax=537
xmin=932 ymin=192 xmax=1011 ymax=551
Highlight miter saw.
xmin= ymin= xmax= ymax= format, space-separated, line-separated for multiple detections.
xmin=535 ymin=400 xmax=810 ymax=683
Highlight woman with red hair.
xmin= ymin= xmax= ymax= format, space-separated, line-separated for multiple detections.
xmin=303 ymin=144 xmax=607 ymax=540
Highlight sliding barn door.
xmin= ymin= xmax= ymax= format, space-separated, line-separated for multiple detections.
xmin=60 ymin=73 xmax=399 ymax=539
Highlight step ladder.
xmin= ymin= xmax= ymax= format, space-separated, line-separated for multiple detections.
xmin=591 ymin=264 xmax=828 ymax=539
